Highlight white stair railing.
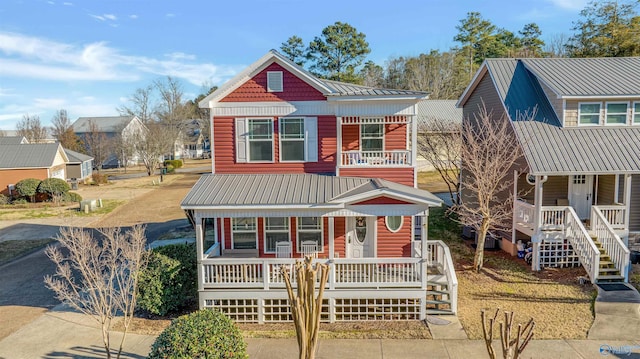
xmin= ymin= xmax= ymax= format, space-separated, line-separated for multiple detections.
xmin=564 ymin=207 xmax=600 ymax=283
xmin=591 ymin=207 xmax=630 ymax=282
xmin=593 ymin=205 xmax=627 ymax=230
xmin=426 ymin=240 xmax=458 ymax=314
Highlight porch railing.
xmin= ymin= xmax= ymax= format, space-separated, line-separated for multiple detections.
xmin=564 ymin=207 xmax=600 ymax=283
xmin=593 ymin=205 xmax=626 ymax=230
xmin=430 ymin=240 xmax=458 ymax=314
xmin=540 ymin=206 xmax=566 ymax=230
xmin=514 ymin=200 xmax=534 ymax=231
xmin=341 ymin=150 xmax=411 ymax=167
xmin=591 ymin=207 xmax=630 ymax=282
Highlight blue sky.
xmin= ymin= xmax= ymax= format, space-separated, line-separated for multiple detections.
xmin=0 ymin=0 xmax=589 ymax=130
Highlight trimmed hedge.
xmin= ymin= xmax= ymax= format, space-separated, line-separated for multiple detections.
xmin=37 ymin=178 xmax=70 ymax=197
xmin=148 ymin=309 xmax=247 ymax=359
xmin=163 ymin=159 xmax=183 ymax=169
xmin=64 ymin=192 xmax=83 ymax=202
xmin=137 ymin=243 xmax=197 ymax=316
xmin=15 ymin=178 xmax=41 ymax=202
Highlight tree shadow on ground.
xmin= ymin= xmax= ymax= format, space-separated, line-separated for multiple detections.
xmin=43 ymin=345 xmax=146 ymax=359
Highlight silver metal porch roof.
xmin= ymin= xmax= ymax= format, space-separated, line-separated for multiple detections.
xmin=181 ymin=173 xmax=442 ymax=209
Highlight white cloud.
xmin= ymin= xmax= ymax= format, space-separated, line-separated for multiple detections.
xmin=63 ymin=2 xmax=73 ymax=6
xmin=166 ymin=52 xmax=196 ymax=61
xmin=90 ymin=14 xmax=118 ymax=22
xmin=0 ymin=88 xmax=15 ymax=97
xmin=545 ymin=0 xmax=588 ymax=10
xmin=104 ymin=14 xmax=117 ymax=21
xmin=129 ymin=14 xmax=138 ymax=19
xmin=166 ymin=13 xmax=175 ymax=18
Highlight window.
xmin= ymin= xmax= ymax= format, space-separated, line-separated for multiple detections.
xmin=264 ymin=217 xmax=290 ymax=253
xmin=578 ymin=103 xmax=600 ymax=125
xmin=248 ymin=119 xmax=273 ymax=161
xmin=605 ymin=102 xmax=628 ymax=125
xmin=280 ymin=118 xmax=305 ymax=161
xmin=385 ymin=216 xmax=403 ymax=232
xmin=361 ymin=124 xmax=383 ymax=151
xmin=267 ymin=71 xmax=283 ymax=92
xmin=633 ymin=102 xmax=640 ymax=125
xmin=573 ymin=175 xmax=586 ymax=184
xmin=232 ymin=217 xmax=257 ymax=249
xmin=297 ymin=217 xmax=323 ymax=251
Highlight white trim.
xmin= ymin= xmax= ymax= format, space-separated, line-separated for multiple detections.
xmin=385 ymin=216 xmax=403 ymax=233
xmin=247 ymin=118 xmax=275 ymax=163
xmin=632 ymin=101 xmax=640 ymax=125
xmin=456 ymin=63 xmax=488 ymax=108
xmin=296 ymin=217 xmax=324 ymax=253
xmin=278 ymin=117 xmax=305 ymax=162
xmin=577 ymin=102 xmax=601 ymax=126
xmin=562 ymin=99 xmax=566 ymax=127
xmin=263 ymin=217 xmax=291 ymax=254
xmin=562 ymin=95 xmax=640 ymax=100
xmin=359 ymin=122 xmax=385 ymax=152
xmin=267 ymin=71 xmax=283 ymax=92
xmin=604 ymin=101 xmax=629 ymax=126
xmin=231 ymin=217 xmax=258 ymax=250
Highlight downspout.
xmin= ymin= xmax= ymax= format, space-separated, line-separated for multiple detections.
xmin=531 ymin=175 xmax=548 ymax=271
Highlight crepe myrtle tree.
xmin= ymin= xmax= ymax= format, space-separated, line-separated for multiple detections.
xmin=455 ymin=102 xmax=528 ymax=272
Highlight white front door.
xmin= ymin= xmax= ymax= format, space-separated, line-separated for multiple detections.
xmin=569 ymin=175 xmax=593 ymax=220
xmin=346 ymin=216 xmax=375 ymax=258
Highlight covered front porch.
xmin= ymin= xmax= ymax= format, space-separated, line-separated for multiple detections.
xmin=511 ymin=172 xmax=631 ymax=283
xmin=181 ymin=173 xmax=458 ymax=322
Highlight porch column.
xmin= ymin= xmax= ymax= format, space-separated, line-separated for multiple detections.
xmin=195 ymin=214 xmax=204 ymax=292
xmin=328 ymin=217 xmax=335 ymax=290
xmin=411 ymin=113 xmax=418 ymax=188
xmin=336 ymin=117 xmax=342 ymax=176
xmin=512 ymin=170 xmax=518 ymax=244
xmin=531 ymin=176 xmax=544 ymax=272
xmin=421 ymin=210 xmax=429 ymax=290
xmin=625 ymin=174 xmax=632 ymax=233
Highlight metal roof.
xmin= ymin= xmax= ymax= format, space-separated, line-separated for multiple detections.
xmin=322 ymin=80 xmax=428 ymax=97
xmin=181 ymin=173 xmax=442 ymax=208
xmin=64 ymin=148 xmax=93 ymax=163
xmin=0 ymin=143 xmax=62 ymax=169
xmin=417 ymin=100 xmax=462 ymax=126
xmin=71 ymin=116 xmax=136 ymax=133
xmin=521 ymin=57 xmax=640 ymax=97
xmin=0 ymin=136 xmax=27 ymax=145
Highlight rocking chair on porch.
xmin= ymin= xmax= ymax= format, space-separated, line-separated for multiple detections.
xmin=300 ymin=240 xmax=318 ymax=258
xmin=275 ymin=241 xmax=292 ymax=258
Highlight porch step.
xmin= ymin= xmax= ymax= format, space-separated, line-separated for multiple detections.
xmin=426 ymin=299 xmax=450 ymax=305
xmin=599 ymin=260 xmax=615 ymax=268
xmin=596 ymin=275 xmax=625 ymax=282
xmin=598 ymin=267 xmax=621 ymax=274
xmin=427 ymin=289 xmax=449 ymax=296
xmin=427 ymin=274 xmax=447 ymax=284
xmin=426 ymin=309 xmax=453 ymax=315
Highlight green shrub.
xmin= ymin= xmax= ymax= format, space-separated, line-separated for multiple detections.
xmin=64 ymin=192 xmax=83 ymax=202
xmin=148 ymin=309 xmax=247 ymax=359
xmin=137 ymin=243 xmax=197 ymax=316
xmin=37 ymin=178 xmax=70 ymax=197
xmin=165 ymin=164 xmax=175 ymax=174
xmin=12 ymin=198 xmax=27 ymax=205
xmin=163 ymin=159 xmax=183 ymax=169
xmin=0 ymin=194 xmax=9 ymax=205
xmin=15 ymin=178 xmax=41 ymax=202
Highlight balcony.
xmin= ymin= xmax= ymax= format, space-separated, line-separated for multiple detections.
xmin=340 ymin=150 xmax=412 ymax=167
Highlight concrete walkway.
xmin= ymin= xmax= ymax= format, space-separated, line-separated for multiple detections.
xmin=588 ymin=282 xmax=640 ymax=341
xmin=1 ymin=307 xmax=639 ymax=359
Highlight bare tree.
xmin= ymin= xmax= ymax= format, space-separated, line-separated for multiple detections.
xmin=544 ymin=33 xmax=569 ymax=58
xmin=481 ymin=308 xmax=535 ymax=359
xmin=16 ymin=113 xmax=48 ymax=143
xmin=134 ymin=122 xmax=173 ymax=176
xmin=82 ymin=120 xmax=112 ymax=171
xmin=455 ymin=103 xmax=524 ymax=272
xmin=44 ymin=226 xmax=148 ymax=359
xmin=418 ymin=116 xmax=462 ymax=206
xmin=118 ymin=85 xmax=155 ymax=124
xmin=51 ymin=109 xmax=82 ymax=151
xmin=282 ymin=257 xmax=329 ymax=359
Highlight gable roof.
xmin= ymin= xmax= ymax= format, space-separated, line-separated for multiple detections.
xmin=181 ymin=173 xmax=442 ymax=209
xmin=458 ymin=57 xmax=640 ymax=175
xmin=199 ymin=50 xmax=427 ymax=107
xmin=72 ymin=116 xmax=138 ymax=133
xmin=0 ymin=143 xmax=66 ymax=169
xmin=0 ymin=136 xmax=28 ymax=145
xmin=64 ymin=148 xmax=93 ymax=163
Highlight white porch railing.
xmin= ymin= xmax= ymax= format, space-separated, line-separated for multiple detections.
xmin=341 ymin=150 xmax=411 ymax=167
xmin=564 ymin=207 xmax=600 ymax=283
xmin=591 ymin=207 xmax=630 ymax=282
xmin=514 ymin=200 xmax=534 ymax=232
xmin=593 ymin=205 xmax=627 ymax=230
xmin=540 ymin=206 xmax=566 ymax=230
xmin=428 ymin=240 xmax=458 ymax=314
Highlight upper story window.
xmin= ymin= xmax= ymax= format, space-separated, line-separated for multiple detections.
xmin=605 ymin=102 xmax=628 ymax=125
xmin=633 ymin=102 xmax=640 ymax=125
xmin=578 ymin=103 xmax=600 ymax=126
xmin=248 ymin=119 xmax=273 ymax=161
xmin=267 ymin=71 xmax=283 ymax=92
xmin=280 ymin=118 xmax=305 ymax=161
xmin=361 ymin=124 xmax=384 ymax=151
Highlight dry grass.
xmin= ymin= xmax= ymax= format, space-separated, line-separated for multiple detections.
xmin=0 ymin=238 xmax=54 ymax=265
xmin=417 ymin=170 xmax=458 ymax=193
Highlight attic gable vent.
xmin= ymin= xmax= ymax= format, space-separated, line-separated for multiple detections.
xmin=267 ymin=71 xmax=283 ymax=92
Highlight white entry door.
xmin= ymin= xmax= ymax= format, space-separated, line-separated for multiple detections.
xmin=346 ymin=216 xmax=375 ymax=258
xmin=569 ymin=175 xmax=593 ymax=220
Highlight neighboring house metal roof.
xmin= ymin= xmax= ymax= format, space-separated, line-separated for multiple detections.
xmin=520 ymin=57 xmax=640 ymax=97
xmin=0 ymin=143 xmax=63 ymax=169
xmin=468 ymin=57 xmax=640 ymax=175
xmin=181 ymin=174 xmax=442 ymax=208
xmin=64 ymin=148 xmax=93 ymax=164
xmin=72 ymin=116 xmax=137 ymax=133
xmin=0 ymin=136 xmax=27 ymax=145
xmin=417 ymin=100 xmax=463 ymax=126
xmin=322 ymin=80 xmax=428 ymax=97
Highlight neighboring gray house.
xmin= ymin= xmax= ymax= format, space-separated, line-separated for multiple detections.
xmin=416 ymin=100 xmax=462 ymax=171
xmin=71 ymin=115 xmax=145 ymax=168
xmin=64 ymin=149 xmax=93 ymax=181
xmin=458 ymin=57 xmax=640 ymax=284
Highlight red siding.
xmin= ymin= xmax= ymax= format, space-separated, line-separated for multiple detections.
xmin=342 ymin=125 xmax=359 ymax=151
xmin=223 ymin=218 xmax=232 ymax=250
xmin=213 ymin=116 xmax=336 ymax=174
xmin=339 ymin=167 xmax=415 ymax=186
xmin=221 ymin=63 xmax=326 ymax=102
xmin=340 ymin=123 xmax=407 ymax=151
xmin=376 ymin=216 xmax=412 ymax=257
xmin=354 ymin=197 xmax=413 ymax=205
xmin=333 ymin=217 xmax=346 ymax=258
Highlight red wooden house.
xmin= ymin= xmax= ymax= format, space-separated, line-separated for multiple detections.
xmin=181 ymin=50 xmax=457 ymax=323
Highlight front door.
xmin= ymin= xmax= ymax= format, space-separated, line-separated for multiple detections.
xmin=569 ymin=175 xmax=593 ymax=220
xmin=346 ymin=216 xmax=375 ymax=258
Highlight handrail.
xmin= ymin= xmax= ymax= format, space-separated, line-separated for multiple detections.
xmin=430 ymin=240 xmax=458 ymax=314
xmin=592 ymin=205 xmax=627 ymax=230
xmin=514 ymin=200 xmax=534 ymax=230
xmin=591 ymin=207 xmax=630 ymax=282
xmin=564 ymin=207 xmax=600 ymax=283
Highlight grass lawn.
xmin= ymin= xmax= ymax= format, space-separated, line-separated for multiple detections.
xmin=0 ymin=238 xmax=54 ymax=266
xmin=417 ymin=170 xmax=458 ymax=193
xmin=0 ymin=199 xmax=123 ymax=220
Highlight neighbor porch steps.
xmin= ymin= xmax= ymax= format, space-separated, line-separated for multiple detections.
xmin=426 ymin=274 xmax=453 ymax=315
xmin=589 ymin=233 xmax=625 ymax=283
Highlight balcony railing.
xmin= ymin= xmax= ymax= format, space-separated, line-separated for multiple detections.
xmin=593 ymin=205 xmax=626 ymax=230
xmin=340 ymin=150 xmax=411 ymax=167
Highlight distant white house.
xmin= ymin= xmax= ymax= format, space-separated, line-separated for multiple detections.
xmin=416 ymin=100 xmax=462 ymax=171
